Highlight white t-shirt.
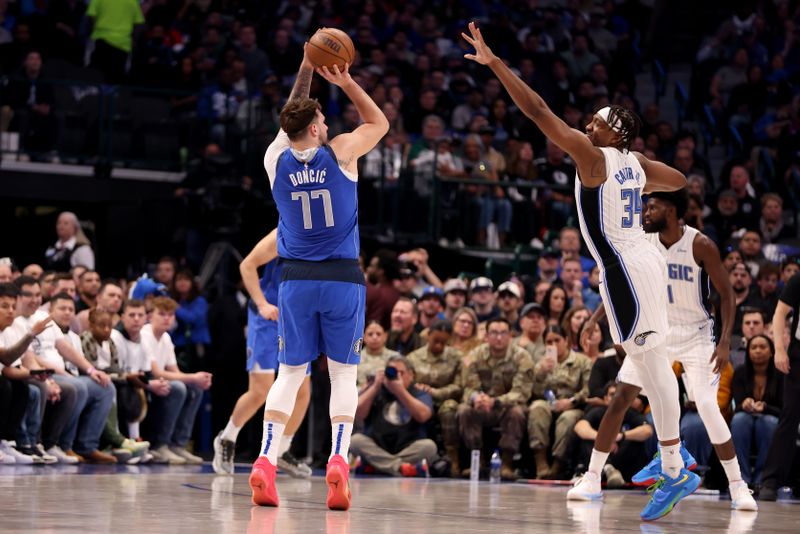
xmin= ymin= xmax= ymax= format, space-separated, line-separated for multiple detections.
xmin=140 ymin=324 xmax=177 ymax=370
xmin=0 ymin=322 xmax=29 ymax=371
xmin=111 ymin=329 xmax=151 ymax=373
xmin=93 ymin=339 xmax=113 ymax=371
xmin=14 ymin=311 xmax=66 ymax=371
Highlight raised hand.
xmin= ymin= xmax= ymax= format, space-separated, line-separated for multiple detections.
xmin=316 ymin=63 xmax=353 ymax=88
xmin=461 ymin=21 xmax=497 ymax=66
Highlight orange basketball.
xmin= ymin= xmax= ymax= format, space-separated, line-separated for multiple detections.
xmin=307 ymin=28 xmax=355 ymax=71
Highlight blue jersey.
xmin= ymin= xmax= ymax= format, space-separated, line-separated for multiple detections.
xmin=269 ymin=140 xmax=359 ymax=262
xmin=260 ymin=259 xmax=279 ymax=306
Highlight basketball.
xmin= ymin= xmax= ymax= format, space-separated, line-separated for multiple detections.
xmin=307 ymin=28 xmax=355 ymax=71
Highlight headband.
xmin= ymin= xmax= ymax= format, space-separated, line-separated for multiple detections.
xmin=595 ymin=106 xmax=623 ymax=133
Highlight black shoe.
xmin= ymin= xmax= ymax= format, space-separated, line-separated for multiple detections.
xmin=758 ymin=485 xmax=777 ymax=501
xmin=17 ymin=445 xmax=46 ymax=464
xmin=277 ymin=451 xmax=312 ymax=478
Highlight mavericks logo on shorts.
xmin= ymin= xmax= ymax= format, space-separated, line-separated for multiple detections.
xmin=354 ymin=338 xmax=364 ymax=353
xmin=634 ymin=330 xmax=657 ymax=346
xmin=278 ymin=335 xmax=284 ymax=352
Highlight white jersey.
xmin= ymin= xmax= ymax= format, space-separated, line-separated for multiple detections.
xmin=575 ymin=147 xmax=669 ymax=355
xmin=646 ymin=226 xmax=714 ymax=327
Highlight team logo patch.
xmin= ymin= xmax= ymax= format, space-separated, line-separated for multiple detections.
xmin=278 ymin=335 xmax=284 ymax=352
xmin=354 ymin=338 xmax=364 ymax=353
xmin=634 ymin=330 xmax=657 ymax=346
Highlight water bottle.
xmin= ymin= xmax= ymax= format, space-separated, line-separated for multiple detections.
xmin=544 ymin=389 xmax=556 ymax=407
xmin=470 ymin=449 xmax=481 ymax=482
xmin=489 ymin=449 xmax=501 ymax=484
xmin=778 ymin=486 xmax=793 ymax=500
xmin=421 ymin=458 xmax=430 ymax=479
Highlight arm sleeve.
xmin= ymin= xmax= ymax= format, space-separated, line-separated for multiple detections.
xmin=264 ymin=130 xmax=291 ymax=187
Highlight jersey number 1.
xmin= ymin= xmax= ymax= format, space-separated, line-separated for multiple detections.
xmin=620 ymin=187 xmax=642 ymax=228
xmin=291 ymin=189 xmax=335 ymax=230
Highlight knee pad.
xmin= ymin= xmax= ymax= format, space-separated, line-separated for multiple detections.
xmin=264 ymin=363 xmax=308 ymax=416
xmin=328 ymin=359 xmax=358 ymax=419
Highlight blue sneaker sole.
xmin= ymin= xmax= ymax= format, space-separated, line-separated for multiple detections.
xmin=640 ymin=474 xmax=701 ymax=521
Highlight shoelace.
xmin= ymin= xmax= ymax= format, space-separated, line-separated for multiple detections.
xmin=222 ymin=442 xmax=234 ymax=462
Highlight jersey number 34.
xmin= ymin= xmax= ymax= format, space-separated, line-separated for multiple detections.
xmin=291 ymin=189 xmax=335 ymax=230
xmin=620 ymin=187 xmax=642 ymax=228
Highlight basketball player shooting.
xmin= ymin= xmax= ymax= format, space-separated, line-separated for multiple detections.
xmin=249 ymin=42 xmax=389 ymax=510
xmin=568 ymin=189 xmax=757 ymax=511
xmin=463 ymin=22 xmax=694 ymax=521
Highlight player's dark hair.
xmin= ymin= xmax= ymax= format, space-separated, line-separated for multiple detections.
xmin=606 ymin=105 xmax=640 ymax=152
xmin=648 ymin=188 xmax=690 ymax=220
xmin=280 ymin=98 xmax=321 ymax=141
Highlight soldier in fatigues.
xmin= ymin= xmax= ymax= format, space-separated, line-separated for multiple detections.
xmin=358 ymin=321 xmax=400 ymax=390
xmin=407 ymin=321 xmax=463 ymax=476
xmin=457 ymin=317 xmax=534 ymax=480
xmin=528 ymin=324 xmax=592 ymax=479
xmin=513 ymin=302 xmax=547 ymax=363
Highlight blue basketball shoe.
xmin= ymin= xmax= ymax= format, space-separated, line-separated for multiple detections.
xmin=640 ymin=468 xmax=701 ymax=521
xmin=632 ymin=446 xmax=697 ymax=486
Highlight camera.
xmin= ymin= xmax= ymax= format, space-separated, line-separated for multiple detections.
xmin=384 ymin=366 xmax=399 ymax=380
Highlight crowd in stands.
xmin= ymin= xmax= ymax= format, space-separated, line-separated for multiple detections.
xmin=1 ymin=0 xmax=800 ymax=498
xmin=0 ymin=213 xmax=212 ymax=466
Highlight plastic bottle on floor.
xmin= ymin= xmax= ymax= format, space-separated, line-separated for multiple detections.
xmin=489 ymin=450 xmax=501 ymax=484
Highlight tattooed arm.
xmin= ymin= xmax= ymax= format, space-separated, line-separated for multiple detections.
xmin=288 ymin=44 xmax=314 ymax=102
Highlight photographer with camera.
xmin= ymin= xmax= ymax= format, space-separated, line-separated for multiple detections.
xmin=351 ymin=355 xmax=436 ymax=477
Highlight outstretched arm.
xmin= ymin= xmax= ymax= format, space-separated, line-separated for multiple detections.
xmin=694 ymin=233 xmax=733 ymax=373
xmin=321 ymin=64 xmax=389 ymax=175
xmin=240 ymin=229 xmax=279 ymax=321
xmin=462 ymin=22 xmax=604 ymax=184
xmin=635 ymin=152 xmax=687 ymax=192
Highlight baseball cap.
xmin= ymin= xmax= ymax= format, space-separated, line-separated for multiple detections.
xmin=443 ymin=278 xmax=468 ymax=294
xmin=470 ymin=277 xmax=494 ymax=292
xmin=497 ymin=281 xmax=521 ymax=298
xmin=541 ymin=247 xmax=559 ymax=259
xmin=420 ymin=285 xmax=445 ymax=302
xmin=520 ymin=302 xmax=546 ymax=318
xmin=130 ymin=275 xmax=168 ymax=300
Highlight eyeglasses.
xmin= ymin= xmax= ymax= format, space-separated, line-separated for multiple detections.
xmin=487 ymin=330 xmax=510 ymax=338
xmin=456 ymin=318 xmax=474 ymax=325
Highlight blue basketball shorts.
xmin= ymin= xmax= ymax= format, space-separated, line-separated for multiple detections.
xmin=277 ymin=279 xmax=365 ymax=366
xmin=246 ymin=307 xmax=279 ymax=373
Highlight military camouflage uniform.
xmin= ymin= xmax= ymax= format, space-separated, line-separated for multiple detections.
xmin=514 ymin=335 xmax=545 ymax=366
xmin=407 ymin=345 xmax=463 ymax=448
xmin=457 ymin=343 xmax=534 ymax=453
xmin=528 ymin=350 xmax=592 ymax=460
xmin=358 ymin=347 xmax=400 ymax=390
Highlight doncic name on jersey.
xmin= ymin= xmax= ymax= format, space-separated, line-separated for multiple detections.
xmin=289 ymin=167 xmax=327 ymax=187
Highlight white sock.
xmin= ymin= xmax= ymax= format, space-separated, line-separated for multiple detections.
xmin=278 ymin=434 xmax=293 ymax=457
xmin=128 ymin=422 xmax=140 ymax=440
xmin=588 ymin=448 xmax=610 ymax=476
xmin=660 ymin=443 xmax=682 ymax=479
xmin=259 ymin=421 xmax=285 ymax=464
xmin=721 ymin=456 xmax=743 ymax=484
xmin=329 ymin=422 xmax=353 ymax=460
xmin=220 ymin=418 xmax=241 ymax=443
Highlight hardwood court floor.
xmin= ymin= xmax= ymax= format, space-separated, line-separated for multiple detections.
xmin=1 ymin=464 xmax=797 ymax=533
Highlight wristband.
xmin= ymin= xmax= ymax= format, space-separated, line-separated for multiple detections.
xmin=86 ymin=366 xmax=97 ymax=377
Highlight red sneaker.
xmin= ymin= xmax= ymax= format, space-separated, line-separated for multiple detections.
xmin=326 ymin=454 xmax=352 ymax=511
xmin=249 ymin=456 xmax=279 ymax=507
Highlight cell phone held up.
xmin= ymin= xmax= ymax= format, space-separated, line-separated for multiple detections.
xmin=545 ymin=345 xmax=557 ymax=364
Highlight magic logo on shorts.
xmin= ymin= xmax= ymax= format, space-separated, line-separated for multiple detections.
xmin=278 ymin=335 xmax=284 ymax=352
xmin=634 ymin=330 xmax=657 ymax=346
xmin=354 ymin=338 xmax=363 ymax=353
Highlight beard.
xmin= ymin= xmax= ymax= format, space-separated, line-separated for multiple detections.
xmin=643 ymin=217 xmax=667 ymax=234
